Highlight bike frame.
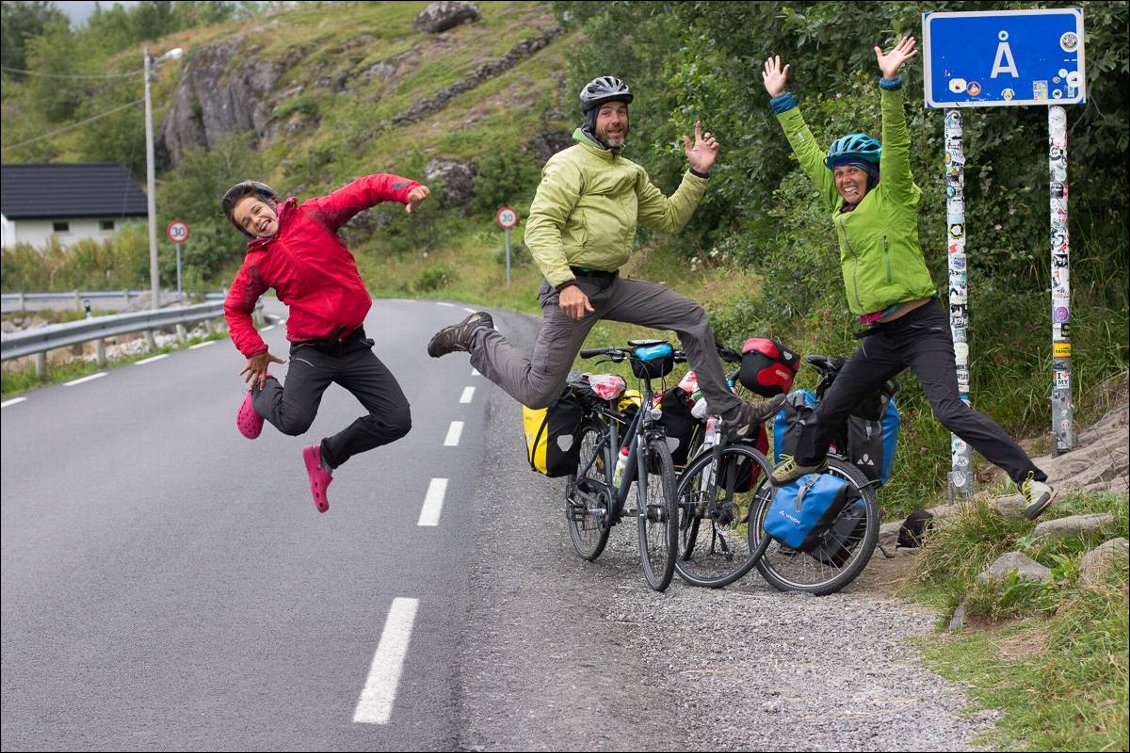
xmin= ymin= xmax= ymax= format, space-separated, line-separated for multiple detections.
xmin=575 ymin=377 xmax=662 ymax=521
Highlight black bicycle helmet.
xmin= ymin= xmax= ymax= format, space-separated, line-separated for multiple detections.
xmin=579 ymin=75 xmax=634 ymax=115
xmin=221 ymin=180 xmax=279 ymax=235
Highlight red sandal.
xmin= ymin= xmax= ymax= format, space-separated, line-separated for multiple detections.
xmin=303 ymin=444 xmax=333 ymax=513
xmin=236 ymin=390 xmax=264 ymax=439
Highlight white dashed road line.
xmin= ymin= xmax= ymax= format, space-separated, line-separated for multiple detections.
xmin=352 ymin=597 xmax=419 ymax=725
xmin=64 ymin=373 xmax=107 ymax=386
xmin=134 ymin=354 xmax=169 ymax=366
xmin=444 ymin=421 xmax=464 ymax=447
xmin=459 ymin=386 xmax=475 ymax=404
xmin=417 ymin=478 xmax=447 ymax=527
xmin=188 ymin=341 xmax=216 ymax=349
xmin=1 ymin=397 xmax=27 ymax=408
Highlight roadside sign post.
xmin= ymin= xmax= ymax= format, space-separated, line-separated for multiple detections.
xmin=923 ymin=7 xmax=1085 ymax=497
xmin=167 ymin=220 xmax=191 ymax=303
xmin=496 ymin=207 xmax=519 ymax=287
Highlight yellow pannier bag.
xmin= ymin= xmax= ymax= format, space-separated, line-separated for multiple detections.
xmin=523 ymin=389 xmax=584 ymax=477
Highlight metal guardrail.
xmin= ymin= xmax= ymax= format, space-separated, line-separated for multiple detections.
xmin=1 ymin=302 xmax=226 ymax=362
xmin=0 ymin=290 xmax=226 ymax=311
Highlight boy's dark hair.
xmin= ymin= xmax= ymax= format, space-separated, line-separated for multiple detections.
xmin=221 ymin=181 xmax=279 ymax=236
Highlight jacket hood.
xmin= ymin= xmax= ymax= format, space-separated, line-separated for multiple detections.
xmin=573 ymin=127 xmax=618 ymax=159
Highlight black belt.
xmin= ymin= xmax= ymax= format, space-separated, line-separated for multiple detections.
xmin=297 ymin=326 xmax=367 ymax=352
xmin=570 ymin=266 xmax=617 ymax=279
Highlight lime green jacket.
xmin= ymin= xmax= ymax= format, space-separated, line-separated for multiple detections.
xmin=776 ymin=86 xmax=936 ymax=315
xmin=524 ymin=128 xmax=708 ymax=288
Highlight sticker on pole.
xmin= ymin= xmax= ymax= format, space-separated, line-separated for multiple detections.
xmin=496 ymin=207 xmax=519 ymax=230
xmin=167 ymin=220 xmax=191 ymax=243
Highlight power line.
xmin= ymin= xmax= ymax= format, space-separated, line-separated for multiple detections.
xmin=0 ymin=65 xmax=141 ymax=80
xmin=0 ymin=99 xmax=145 ymax=153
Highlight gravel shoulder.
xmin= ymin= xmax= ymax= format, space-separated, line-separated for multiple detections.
xmin=453 ymin=310 xmax=996 ymax=752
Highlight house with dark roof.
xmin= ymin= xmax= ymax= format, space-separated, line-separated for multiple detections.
xmin=1 ymin=163 xmax=149 ymax=249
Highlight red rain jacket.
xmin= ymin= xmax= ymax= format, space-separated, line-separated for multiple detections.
xmin=224 ymin=174 xmax=419 ymax=357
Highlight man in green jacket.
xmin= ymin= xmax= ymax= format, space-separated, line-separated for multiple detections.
xmin=428 ymin=75 xmax=781 ymax=440
xmin=764 ymin=37 xmax=1054 ymax=519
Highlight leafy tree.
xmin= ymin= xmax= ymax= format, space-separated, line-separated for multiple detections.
xmin=0 ymin=0 xmax=68 ymax=75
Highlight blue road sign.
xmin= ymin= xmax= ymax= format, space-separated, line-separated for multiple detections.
xmin=922 ymin=8 xmax=1085 ymax=108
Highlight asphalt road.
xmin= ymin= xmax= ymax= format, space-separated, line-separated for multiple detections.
xmin=2 ymin=298 xmax=508 ymax=751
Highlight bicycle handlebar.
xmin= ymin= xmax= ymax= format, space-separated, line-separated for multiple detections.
xmin=716 ymin=344 xmax=743 ymax=365
xmin=579 ymin=342 xmax=688 ymax=363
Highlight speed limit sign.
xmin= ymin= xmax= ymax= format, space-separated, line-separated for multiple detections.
xmin=495 ymin=206 xmax=519 ymax=230
xmin=167 ymin=220 xmax=191 ymax=243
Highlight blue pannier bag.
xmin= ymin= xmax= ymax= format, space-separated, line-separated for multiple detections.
xmin=764 ymin=472 xmax=851 ymax=552
xmin=774 ymin=389 xmax=900 ymax=485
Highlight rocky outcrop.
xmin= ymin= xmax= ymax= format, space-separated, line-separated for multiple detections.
xmin=1079 ymin=537 xmax=1129 ymax=585
xmin=528 ymin=127 xmax=574 ymax=166
xmin=155 ymin=19 xmax=566 ymax=171
xmin=388 ymin=25 xmax=564 ymax=128
xmin=426 ymin=158 xmax=477 ymax=213
xmin=413 ymin=1 xmax=482 ymax=33
xmin=976 ymin=551 xmax=1052 ymax=583
xmin=157 ymin=36 xmax=288 ymax=167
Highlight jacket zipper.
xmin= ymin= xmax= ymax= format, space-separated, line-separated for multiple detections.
xmin=838 ymin=214 xmax=863 ymax=310
xmin=883 ymin=236 xmax=892 ymax=284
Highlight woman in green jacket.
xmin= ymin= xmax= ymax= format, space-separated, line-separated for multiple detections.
xmin=764 ymin=36 xmax=1055 ymax=519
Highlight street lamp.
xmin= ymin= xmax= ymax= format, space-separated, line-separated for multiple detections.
xmin=144 ymin=46 xmax=183 ymax=310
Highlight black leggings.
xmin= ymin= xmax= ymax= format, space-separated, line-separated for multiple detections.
xmin=251 ymin=330 xmax=411 ymax=468
xmin=793 ymin=301 xmax=1045 ymax=486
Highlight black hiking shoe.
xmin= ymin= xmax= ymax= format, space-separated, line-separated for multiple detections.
xmin=426 ymin=311 xmax=494 ymax=358
xmin=722 ymin=394 xmax=786 ymax=443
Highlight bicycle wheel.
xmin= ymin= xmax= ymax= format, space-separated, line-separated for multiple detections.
xmin=675 ymin=444 xmax=774 ymax=589
xmin=748 ymin=457 xmax=880 ymax=595
xmin=637 ymin=437 xmax=679 ymax=591
xmin=565 ymin=418 xmax=612 ymax=561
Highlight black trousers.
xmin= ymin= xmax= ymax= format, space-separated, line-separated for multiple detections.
xmin=251 ymin=329 xmax=411 ymax=468
xmin=794 ymin=300 xmax=1045 ymax=485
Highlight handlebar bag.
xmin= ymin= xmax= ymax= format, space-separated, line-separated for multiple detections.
xmin=739 ymin=337 xmax=800 ymax=396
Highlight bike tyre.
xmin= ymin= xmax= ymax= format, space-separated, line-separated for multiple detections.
xmin=566 ymin=418 xmax=612 ymax=561
xmin=749 ymin=456 xmax=880 ymax=596
xmin=675 ymin=444 xmax=773 ymax=588
xmin=637 ymin=437 xmax=679 ymax=591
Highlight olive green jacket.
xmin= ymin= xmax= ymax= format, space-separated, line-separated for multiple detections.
xmin=524 ymin=128 xmax=708 ymax=288
xmin=776 ymin=86 xmax=936 ymax=315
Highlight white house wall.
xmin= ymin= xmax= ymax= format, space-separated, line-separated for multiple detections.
xmin=0 ymin=217 xmax=138 ymax=250
xmin=0 ymin=214 xmax=14 ymax=248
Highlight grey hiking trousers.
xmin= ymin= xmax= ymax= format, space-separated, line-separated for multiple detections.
xmin=467 ymin=273 xmax=742 ymax=418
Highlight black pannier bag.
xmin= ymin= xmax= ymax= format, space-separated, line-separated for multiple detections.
xmin=656 ymin=386 xmax=698 ymax=466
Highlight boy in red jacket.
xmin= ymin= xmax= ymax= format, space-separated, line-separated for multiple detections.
xmin=222 ymin=176 xmax=431 ymax=513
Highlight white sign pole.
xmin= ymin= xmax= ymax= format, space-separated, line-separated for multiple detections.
xmin=504 ymin=229 xmax=511 ymax=287
xmin=496 ymin=207 xmax=519 ymax=288
xmin=944 ymin=109 xmax=974 ymax=501
xmin=1048 ymin=105 xmax=1073 ymax=453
